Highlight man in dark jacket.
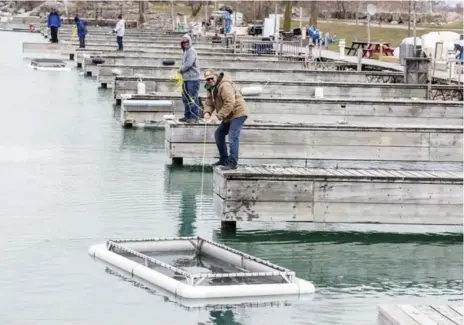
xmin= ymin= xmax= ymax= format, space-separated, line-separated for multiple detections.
xmin=202 ymin=69 xmax=248 ymax=170
xmin=47 ymin=9 xmax=61 ymax=43
xmin=74 ymin=16 xmax=87 ymax=48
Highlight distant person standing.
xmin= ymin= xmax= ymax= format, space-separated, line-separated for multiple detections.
xmin=113 ymin=14 xmax=125 ymax=51
xmin=47 ymin=8 xmax=61 ymax=43
xmin=74 ymin=16 xmax=87 ymax=48
xmin=178 ymin=34 xmax=201 ymax=123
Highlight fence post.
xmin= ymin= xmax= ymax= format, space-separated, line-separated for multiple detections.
xmin=357 ymin=49 xmax=362 ymax=71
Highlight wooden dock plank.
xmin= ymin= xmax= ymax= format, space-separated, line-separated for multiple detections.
xmin=219 ymin=166 xmax=462 ymax=184
xmin=223 ymin=167 xmax=463 ymax=182
xmin=214 ymin=167 xmax=463 ymax=226
xmin=430 ymin=305 xmax=463 ymax=325
xmin=286 ymin=167 xmax=305 ymax=175
xmin=449 ymin=305 xmax=464 ymax=316
xmin=165 ymin=122 xmax=463 ymax=169
xmin=378 ymin=304 xmax=464 ymax=325
xmin=378 ymin=304 xmax=421 ymax=325
xmin=414 ymin=305 xmax=458 ymax=325
xmin=397 ymin=305 xmax=439 ymax=325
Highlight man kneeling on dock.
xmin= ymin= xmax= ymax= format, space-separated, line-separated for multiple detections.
xmin=203 ymin=69 xmax=248 ymax=170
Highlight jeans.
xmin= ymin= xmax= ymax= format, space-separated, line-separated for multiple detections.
xmin=50 ymin=26 xmax=58 ymax=43
xmin=214 ymin=116 xmax=247 ymax=165
xmin=181 ymin=80 xmax=201 ymax=119
xmin=116 ymin=36 xmax=123 ymax=50
xmin=79 ymin=36 xmax=85 ymax=48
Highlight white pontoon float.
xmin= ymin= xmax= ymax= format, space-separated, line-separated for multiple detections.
xmin=104 ymin=264 xmax=314 ymax=309
xmin=89 ymin=236 xmax=315 ymax=301
xmin=28 ymin=58 xmax=70 ymax=71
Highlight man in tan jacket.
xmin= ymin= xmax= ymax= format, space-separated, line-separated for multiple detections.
xmin=203 ymin=69 xmax=248 ymax=170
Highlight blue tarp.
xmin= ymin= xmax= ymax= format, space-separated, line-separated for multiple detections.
xmin=307 ymin=25 xmax=335 ymax=45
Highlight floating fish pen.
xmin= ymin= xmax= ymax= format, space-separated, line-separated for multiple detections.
xmin=89 ymin=236 xmax=315 ymax=300
xmin=29 ymin=58 xmax=68 ymax=70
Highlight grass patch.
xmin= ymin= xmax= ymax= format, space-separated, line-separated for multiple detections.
xmin=284 ymin=20 xmax=462 ymax=50
xmin=420 ymin=20 xmax=463 ymax=30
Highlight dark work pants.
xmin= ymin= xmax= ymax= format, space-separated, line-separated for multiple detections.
xmin=117 ymin=36 xmax=123 ymax=50
xmin=214 ymin=116 xmax=247 ymax=165
xmin=181 ymin=80 xmax=201 ymax=119
xmin=79 ymin=36 xmax=85 ymax=48
xmin=50 ymin=26 xmax=58 ymax=43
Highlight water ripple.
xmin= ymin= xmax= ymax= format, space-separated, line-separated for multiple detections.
xmin=0 ymin=31 xmax=461 ymax=325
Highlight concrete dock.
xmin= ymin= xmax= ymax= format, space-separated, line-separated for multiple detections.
xmin=75 ymin=47 xmax=305 ymax=69
xmin=63 ymin=39 xmax=234 ymax=52
xmin=165 ymin=121 xmax=463 ymax=171
xmin=22 ymin=42 xmax=236 ymax=60
xmin=377 ymin=303 xmax=463 ymax=325
xmin=112 ymin=75 xmax=462 ymax=100
xmin=121 ymin=95 xmax=463 ymax=126
xmin=62 ymin=40 xmax=230 ymax=52
xmin=84 ymin=56 xmax=305 ymax=77
xmin=213 ymin=166 xmax=463 ymax=229
xmin=100 ymin=64 xmax=369 ymax=87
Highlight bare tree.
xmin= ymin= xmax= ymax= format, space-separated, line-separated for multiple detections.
xmin=283 ymin=1 xmax=292 ymax=31
xmin=455 ymin=2 xmax=462 ymax=14
xmin=336 ymin=0 xmax=346 ymax=19
xmin=22 ymin=1 xmax=39 ymax=11
xmin=138 ymin=1 xmax=146 ymax=27
xmin=187 ymin=1 xmax=205 ymax=17
xmin=309 ymin=1 xmax=318 ymax=27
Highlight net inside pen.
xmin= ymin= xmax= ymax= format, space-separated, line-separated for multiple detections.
xmin=107 ymin=237 xmax=296 ymax=286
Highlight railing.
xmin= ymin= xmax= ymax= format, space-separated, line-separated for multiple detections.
xmin=430 ymin=58 xmax=463 ymax=85
xmin=232 ymin=35 xmax=303 ymax=60
xmin=107 ymin=236 xmax=296 ymax=286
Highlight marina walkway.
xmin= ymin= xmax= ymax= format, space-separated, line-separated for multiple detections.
xmin=378 ymin=303 xmax=463 ymax=325
xmin=315 ymin=49 xmax=463 ymax=83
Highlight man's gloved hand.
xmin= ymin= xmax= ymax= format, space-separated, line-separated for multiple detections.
xmin=202 ymin=113 xmax=219 ymax=124
xmin=208 ymin=114 xmax=220 ymax=124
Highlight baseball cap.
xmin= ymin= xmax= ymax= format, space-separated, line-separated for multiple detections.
xmin=204 ymin=69 xmax=217 ymax=80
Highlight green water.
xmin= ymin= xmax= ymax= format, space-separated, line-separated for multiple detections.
xmin=0 ymin=31 xmax=462 ymax=325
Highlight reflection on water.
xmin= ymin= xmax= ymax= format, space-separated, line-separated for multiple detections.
xmin=120 ymin=127 xmax=166 ymax=152
xmin=0 ymin=31 xmax=462 ymax=325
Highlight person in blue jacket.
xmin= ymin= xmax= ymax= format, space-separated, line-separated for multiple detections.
xmin=47 ymin=8 xmax=61 ymax=43
xmin=74 ymin=15 xmax=87 ymax=48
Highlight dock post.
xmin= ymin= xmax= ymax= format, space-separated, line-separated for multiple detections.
xmin=101 ymin=83 xmax=107 ymax=89
xmin=77 ymin=62 xmax=82 ymax=68
xmin=86 ymin=71 xmax=92 ymax=77
xmin=69 ymin=53 xmax=74 ymax=61
xmin=357 ymin=49 xmax=362 ymax=71
xmin=172 ymin=157 xmax=183 ymax=166
xmin=221 ymin=221 xmax=237 ymax=232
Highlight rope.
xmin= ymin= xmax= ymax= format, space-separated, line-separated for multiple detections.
xmin=169 ymin=69 xmax=208 ymax=220
xmin=167 ymin=71 xmax=273 ymax=220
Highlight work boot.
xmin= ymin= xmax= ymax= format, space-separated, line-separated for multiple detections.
xmin=212 ymin=158 xmax=228 ymax=167
xmin=221 ymin=163 xmax=238 ymax=170
xmin=178 ymin=117 xmax=188 ymax=122
xmin=186 ymin=118 xmax=199 ymax=123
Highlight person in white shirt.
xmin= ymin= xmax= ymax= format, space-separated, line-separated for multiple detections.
xmin=113 ymin=14 xmax=125 ymax=51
